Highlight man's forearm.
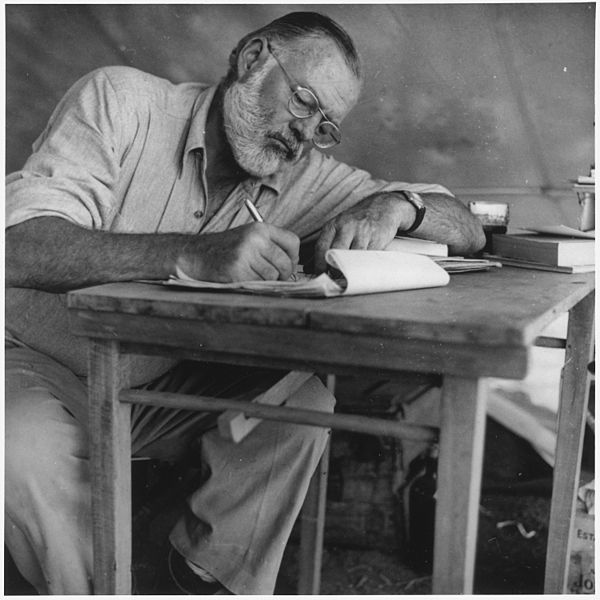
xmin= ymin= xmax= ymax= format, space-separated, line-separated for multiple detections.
xmin=403 ymin=192 xmax=486 ymax=255
xmin=6 ymin=216 xmax=301 ymax=292
xmin=6 ymin=217 xmax=183 ymax=292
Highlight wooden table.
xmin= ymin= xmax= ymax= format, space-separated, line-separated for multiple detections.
xmin=67 ymin=267 xmax=594 ymax=595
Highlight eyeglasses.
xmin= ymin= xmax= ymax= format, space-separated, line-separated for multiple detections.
xmin=267 ymin=42 xmax=342 ymax=149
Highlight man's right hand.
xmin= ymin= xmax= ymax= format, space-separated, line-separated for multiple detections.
xmin=6 ymin=218 xmax=300 ymax=292
xmin=176 ymin=223 xmax=300 ymax=282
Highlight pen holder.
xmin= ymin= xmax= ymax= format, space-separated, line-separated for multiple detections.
xmin=468 ymin=201 xmax=510 ymax=255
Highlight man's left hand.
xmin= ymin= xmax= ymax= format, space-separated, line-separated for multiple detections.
xmin=314 ymin=193 xmax=414 ymax=272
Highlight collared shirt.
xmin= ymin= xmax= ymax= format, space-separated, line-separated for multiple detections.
xmin=7 ymin=66 xmax=449 ymax=235
xmin=5 ymin=66 xmax=450 ymax=382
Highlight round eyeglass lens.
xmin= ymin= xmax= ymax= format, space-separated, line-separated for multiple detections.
xmin=289 ymin=88 xmax=318 ymax=118
xmin=314 ymin=121 xmax=341 ymax=148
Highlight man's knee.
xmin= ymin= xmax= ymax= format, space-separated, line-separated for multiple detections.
xmin=285 ymin=375 xmax=336 ymax=413
xmin=5 ymin=387 xmax=88 ymax=493
xmin=276 ymin=375 xmax=335 ymax=449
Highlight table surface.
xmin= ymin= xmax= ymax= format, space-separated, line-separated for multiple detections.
xmin=69 ymin=267 xmax=593 ymax=348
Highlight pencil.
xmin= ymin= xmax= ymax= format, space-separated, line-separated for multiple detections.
xmin=244 ymin=197 xmax=264 ymax=223
xmin=243 ymin=198 xmax=301 ymax=281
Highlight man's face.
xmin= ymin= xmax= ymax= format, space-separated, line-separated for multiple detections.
xmin=223 ymin=40 xmax=361 ymax=178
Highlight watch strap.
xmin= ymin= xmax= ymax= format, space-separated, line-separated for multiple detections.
xmin=398 ymin=191 xmax=426 ymax=233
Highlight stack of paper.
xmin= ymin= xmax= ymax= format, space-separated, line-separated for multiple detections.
xmin=432 ymin=256 xmax=502 ymax=273
xmin=385 ymin=235 xmax=448 ymax=257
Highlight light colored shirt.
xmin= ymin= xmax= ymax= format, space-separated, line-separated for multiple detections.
xmin=6 ymin=66 xmax=450 ymax=384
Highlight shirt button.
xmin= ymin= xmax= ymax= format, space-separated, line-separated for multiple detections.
xmin=193 ymin=210 xmax=204 ymax=219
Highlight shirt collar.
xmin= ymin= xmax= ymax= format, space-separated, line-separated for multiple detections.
xmin=184 ymin=84 xmax=293 ymax=196
xmin=254 ymin=164 xmax=290 ymax=195
xmin=184 ymin=85 xmax=216 ymax=157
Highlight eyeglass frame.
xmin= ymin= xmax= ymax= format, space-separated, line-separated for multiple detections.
xmin=266 ymin=41 xmax=342 ymax=149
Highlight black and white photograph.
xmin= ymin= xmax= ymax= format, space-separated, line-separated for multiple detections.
xmin=4 ymin=3 xmax=595 ymax=596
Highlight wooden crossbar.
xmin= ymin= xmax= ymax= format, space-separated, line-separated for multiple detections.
xmin=534 ymin=336 xmax=567 ymax=349
xmin=120 ymin=389 xmax=439 ymax=442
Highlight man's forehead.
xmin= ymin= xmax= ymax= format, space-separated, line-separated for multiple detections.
xmin=287 ymin=37 xmax=355 ymax=77
xmin=286 ymin=38 xmax=361 ymax=117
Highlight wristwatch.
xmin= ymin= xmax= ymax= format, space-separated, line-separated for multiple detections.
xmin=397 ymin=190 xmax=426 ymax=233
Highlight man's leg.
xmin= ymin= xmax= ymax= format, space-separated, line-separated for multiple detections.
xmin=164 ymin=370 xmax=334 ymax=595
xmin=132 ymin=361 xmax=335 ymax=595
xmin=5 ymin=346 xmax=93 ymax=594
xmin=6 ymin=352 xmax=332 ymax=595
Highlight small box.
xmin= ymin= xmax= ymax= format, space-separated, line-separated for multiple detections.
xmin=567 ymin=512 xmax=595 ymax=593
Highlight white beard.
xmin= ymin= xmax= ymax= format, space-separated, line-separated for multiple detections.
xmin=223 ymin=66 xmax=302 ymax=177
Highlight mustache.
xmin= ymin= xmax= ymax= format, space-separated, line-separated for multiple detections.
xmin=269 ymin=131 xmax=303 ymax=159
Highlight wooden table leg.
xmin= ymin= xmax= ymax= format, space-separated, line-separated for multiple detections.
xmin=544 ymin=291 xmax=595 ymax=593
xmin=88 ymin=339 xmax=132 ymax=594
xmin=297 ymin=374 xmax=335 ymax=594
xmin=432 ymin=375 xmax=488 ymax=594
xmin=298 ymin=440 xmax=330 ymax=594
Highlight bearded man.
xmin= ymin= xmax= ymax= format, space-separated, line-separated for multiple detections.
xmin=5 ymin=11 xmax=485 ymax=595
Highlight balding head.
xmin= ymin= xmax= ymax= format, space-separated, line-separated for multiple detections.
xmin=224 ymin=12 xmax=362 ymax=86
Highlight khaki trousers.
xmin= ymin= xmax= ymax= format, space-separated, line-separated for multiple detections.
xmin=5 ymin=346 xmax=334 ymax=594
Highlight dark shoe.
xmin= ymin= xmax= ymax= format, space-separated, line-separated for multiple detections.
xmin=168 ymin=547 xmax=229 ymax=595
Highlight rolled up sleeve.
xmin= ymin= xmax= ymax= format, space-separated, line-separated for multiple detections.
xmin=6 ymin=68 xmax=124 ymax=231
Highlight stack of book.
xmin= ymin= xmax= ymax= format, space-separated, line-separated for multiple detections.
xmin=488 ymin=231 xmax=595 ymax=273
xmin=388 ymin=236 xmax=501 ymax=273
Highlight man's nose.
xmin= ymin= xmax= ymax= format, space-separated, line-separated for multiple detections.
xmin=289 ymin=113 xmax=322 ymax=144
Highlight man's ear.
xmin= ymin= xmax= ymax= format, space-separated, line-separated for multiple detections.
xmin=236 ymin=37 xmax=269 ymax=81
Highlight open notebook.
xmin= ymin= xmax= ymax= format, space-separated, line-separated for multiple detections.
xmin=166 ymin=250 xmax=451 ymax=298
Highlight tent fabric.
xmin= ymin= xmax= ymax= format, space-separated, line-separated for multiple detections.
xmin=6 ymin=4 xmax=594 ymax=202
xmin=6 ymin=4 xmax=592 ymax=464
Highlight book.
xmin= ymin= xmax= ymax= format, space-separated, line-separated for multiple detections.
xmin=166 ymin=250 xmax=450 ymax=298
xmin=484 ymin=254 xmax=595 ymax=274
xmin=518 ymin=225 xmax=595 ymax=240
xmin=385 ymin=236 xmax=448 ymax=257
xmin=492 ymin=233 xmax=595 ymax=267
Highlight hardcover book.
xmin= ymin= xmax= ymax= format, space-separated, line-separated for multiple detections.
xmin=492 ymin=234 xmax=595 ymax=267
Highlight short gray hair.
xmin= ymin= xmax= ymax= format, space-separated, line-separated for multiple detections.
xmin=225 ymin=12 xmax=361 ymax=85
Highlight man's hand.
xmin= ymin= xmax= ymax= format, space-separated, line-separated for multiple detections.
xmin=313 ymin=191 xmax=486 ymax=272
xmin=177 ymin=223 xmax=300 ymax=282
xmin=314 ymin=194 xmax=413 ymax=272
